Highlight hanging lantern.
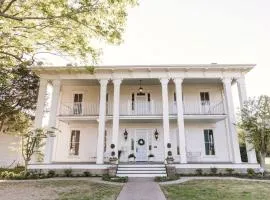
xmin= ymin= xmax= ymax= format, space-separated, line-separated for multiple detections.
xmin=154 ymin=129 xmax=159 ymax=140
xmin=138 ymin=80 xmax=143 ymax=93
xmin=123 ymin=129 xmax=128 ymax=140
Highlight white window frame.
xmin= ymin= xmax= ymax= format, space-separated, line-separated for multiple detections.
xmin=69 ymin=130 xmax=80 ymax=156
xmin=72 ymin=92 xmax=84 ymax=115
xmin=203 ymin=129 xmax=215 ymax=156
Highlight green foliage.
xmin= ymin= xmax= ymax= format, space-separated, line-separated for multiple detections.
xmin=64 ymin=169 xmax=72 ymax=177
xmin=210 ymin=167 xmax=218 ymax=174
xmin=154 ymin=175 xmax=179 ymax=182
xmin=47 ymin=170 xmax=56 ymax=178
xmin=0 ymin=0 xmax=137 ymax=67
xmin=102 ymin=174 xmax=128 ymax=183
xmin=195 ymin=168 xmax=203 ymax=175
xmin=247 ymin=168 xmax=255 ymax=177
xmin=225 ymin=168 xmax=235 ymax=175
xmin=83 ymin=171 xmax=91 ymax=177
xmin=239 ymin=95 xmax=270 ymax=168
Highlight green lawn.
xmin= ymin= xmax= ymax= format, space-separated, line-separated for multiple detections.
xmin=161 ymin=180 xmax=270 ymax=200
xmin=0 ymin=179 xmax=122 ymax=200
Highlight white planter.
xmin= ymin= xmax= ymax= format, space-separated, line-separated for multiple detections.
xmin=128 ymin=157 xmax=135 ymax=162
xmin=148 ymin=157 xmax=154 ymax=162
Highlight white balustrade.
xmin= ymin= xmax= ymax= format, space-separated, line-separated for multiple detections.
xmin=59 ymin=101 xmax=225 ymax=116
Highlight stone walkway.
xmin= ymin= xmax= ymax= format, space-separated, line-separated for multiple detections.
xmin=117 ymin=178 xmax=166 ymax=200
xmin=159 ymin=176 xmax=270 ymax=185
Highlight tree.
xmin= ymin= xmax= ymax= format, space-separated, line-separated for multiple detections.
xmin=0 ymin=66 xmax=39 ymax=132
xmin=0 ymin=0 xmax=137 ymax=68
xmin=239 ymin=95 xmax=270 ymax=168
xmin=21 ymin=128 xmax=55 ymax=173
xmin=0 ymin=0 xmax=136 ymax=131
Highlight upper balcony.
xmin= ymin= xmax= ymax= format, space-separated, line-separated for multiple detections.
xmin=59 ymin=100 xmax=226 ymax=120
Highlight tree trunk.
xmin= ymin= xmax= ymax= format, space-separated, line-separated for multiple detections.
xmin=260 ymin=152 xmax=266 ymax=169
xmin=24 ymin=160 xmax=28 ymax=174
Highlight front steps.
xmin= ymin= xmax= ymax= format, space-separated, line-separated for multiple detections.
xmin=116 ymin=164 xmax=167 ymax=177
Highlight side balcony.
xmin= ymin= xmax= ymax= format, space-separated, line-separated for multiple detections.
xmin=58 ymin=101 xmax=226 ymax=122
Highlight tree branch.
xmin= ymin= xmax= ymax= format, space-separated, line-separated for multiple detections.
xmin=2 ymin=0 xmax=17 ymax=13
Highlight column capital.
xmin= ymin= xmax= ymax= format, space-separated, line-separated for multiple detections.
xmin=173 ymin=78 xmax=184 ymax=85
xmin=236 ymin=76 xmax=245 ymax=84
xmin=99 ymin=79 xmax=109 ymax=86
xmin=51 ymin=79 xmax=61 ymax=86
xmin=112 ymin=79 xmax=122 ymax=85
xmin=39 ymin=78 xmax=48 ymax=86
xmin=160 ymin=78 xmax=170 ymax=86
xmin=222 ymin=77 xmax=233 ymax=84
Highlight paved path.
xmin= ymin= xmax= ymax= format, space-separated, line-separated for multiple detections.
xmin=117 ymin=178 xmax=166 ymax=200
xmin=159 ymin=176 xmax=270 ymax=185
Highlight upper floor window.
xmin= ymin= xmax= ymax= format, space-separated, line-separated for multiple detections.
xmin=200 ymin=92 xmax=210 ymax=105
xmin=70 ymin=130 xmax=80 ymax=156
xmin=204 ymin=129 xmax=215 ymax=155
xmin=73 ymin=93 xmax=83 ymax=114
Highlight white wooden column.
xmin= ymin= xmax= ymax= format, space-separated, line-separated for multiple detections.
xmin=160 ymin=78 xmax=170 ymax=161
xmin=44 ymin=79 xmax=61 ymax=163
xmin=112 ymin=79 xmax=122 ymax=159
xmin=174 ymin=78 xmax=187 ymax=163
xmin=34 ymin=78 xmax=48 ymax=128
xmin=237 ymin=76 xmax=257 ymax=163
xmin=222 ymin=78 xmax=241 ymax=163
xmin=96 ymin=79 xmax=108 ymax=164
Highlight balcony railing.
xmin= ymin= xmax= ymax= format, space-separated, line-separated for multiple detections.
xmin=59 ymin=101 xmax=225 ymax=116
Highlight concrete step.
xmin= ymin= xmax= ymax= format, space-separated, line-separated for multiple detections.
xmin=118 ymin=164 xmax=165 ymax=168
xmin=117 ymin=173 xmax=167 ymax=177
xmin=118 ymin=167 xmax=165 ymax=171
xmin=117 ymin=170 xmax=166 ymax=174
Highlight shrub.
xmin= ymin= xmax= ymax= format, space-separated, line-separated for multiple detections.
xmin=83 ymin=171 xmax=91 ymax=177
xmin=167 ymin=143 xmax=172 ymax=148
xmin=110 ymin=144 xmax=115 ymax=149
xmin=195 ymin=168 xmax=203 ymax=175
xmin=225 ymin=168 xmax=234 ymax=175
xmin=247 ymin=168 xmax=255 ymax=177
xmin=111 ymin=151 xmax=116 ymax=157
xmin=47 ymin=170 xmax=56 ymax=178
xmin=102 ymin=174 xmax=128 ymax=183
xmin=64 ymin=169 xmax=72 ymax=177
xmin=154 ymin=175 xmax=179 ymax=182
xmin=167 ymin=151 xmax=172 ymax=156
xmin=210 ymin=167 xmax=218 ymax=174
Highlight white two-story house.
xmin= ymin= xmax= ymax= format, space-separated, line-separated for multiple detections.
xmin=30 ymin=64 xmax=260 ymax=176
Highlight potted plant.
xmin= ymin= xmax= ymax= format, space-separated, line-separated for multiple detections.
xmin=109 ymin=151 xmax=118 ymax=164
xmin=166 ymin=151 xmax=174 ymax=164
xmin=128 ymin=153 xmax=136 ymax=162
xmin=148 ymin=154 xmax=154 ymax=162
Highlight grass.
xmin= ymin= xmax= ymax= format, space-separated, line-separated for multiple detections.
xmin=161 ymin=180 xmax=270 ymax=200
xmin=0 ymin=179 xmax=122 ymax=200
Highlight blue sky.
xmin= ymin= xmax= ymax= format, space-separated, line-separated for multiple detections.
xmin=48 ymin=0 xmax=270 ymax=97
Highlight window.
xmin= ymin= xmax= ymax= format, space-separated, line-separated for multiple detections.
xmin=73 ymin=93 xmax=83 ymax=114
xmin=200 ymin=92 xmax=210 ymax=105
xmin=131 ymin=93 xmax=135 ymax=110
xmin=204 ymin=129 xmax=215 ymax=155
xmin=70 ymin=130 xmax=80 ymax=155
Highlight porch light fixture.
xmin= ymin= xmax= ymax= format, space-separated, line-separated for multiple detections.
xmin=138 ymin=80 xmax=143 ymax=93
xmin=154 ymin=129 xmax=159 ymax=140
xmin=123 ymin=129 xmax=128 ymax=140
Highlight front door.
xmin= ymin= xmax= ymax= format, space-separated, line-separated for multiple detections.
xmin=136 ymin=129 xmax=148 ymax=161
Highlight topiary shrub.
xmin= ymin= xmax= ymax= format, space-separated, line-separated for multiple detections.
xmin=195 ymin=168 xmax=203 ymax=175
xmin=247 ymin=168 xmax=255 ymax=177
xmin=83 ymin=171 xmax=91 ymax=177
xmin=225 ymin=168 xmax=234 ymax=175
xmin=210 ymin=167 xmax=218 ymax=175
xmin=64 ymin=169 xmax=72 ymax=177
xmin=47 ymin=170 xmax=56 ymax=178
